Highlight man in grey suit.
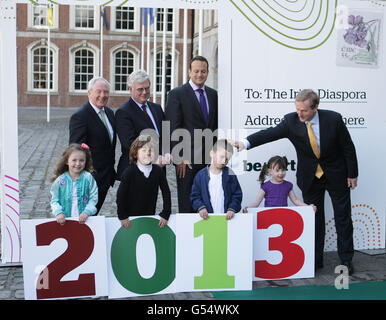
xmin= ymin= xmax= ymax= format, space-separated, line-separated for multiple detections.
xmin=165 ymin=56 xmax=218 ymax=213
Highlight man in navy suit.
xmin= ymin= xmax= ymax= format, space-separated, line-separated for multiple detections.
xmin=234 ymin=89 xmax=358 ymax=274
xmin=115 ymin=70 xmax=167 ymax=180
xmin=165 ymin=56 xmax=218 ymax=213
xmin=69 ymin=77 xmax=117 ymax=214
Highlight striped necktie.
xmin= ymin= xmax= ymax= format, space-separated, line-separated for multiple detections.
xmin=307 ymin=122 xmax=324 ymax=179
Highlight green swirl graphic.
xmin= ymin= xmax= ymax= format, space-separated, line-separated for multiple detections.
xmin=26 ymin=0 xmax=218 ymax=5
xmin=229 ymin=0 xmax=338 ymax=50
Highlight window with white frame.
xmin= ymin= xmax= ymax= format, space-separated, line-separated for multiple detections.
xmin=31 ymin=46 xmax=54 ymax=90
xmin=155 ymin=52 xmax=171 ymax=92
xmin=114 ymin=49 xmax=135 ymax=92
xmin=156 ymin=8 xmax=174 ymax=32
xmin=70 ymin=5 xmax=99 ymax=30
xmin=73 ymin=49 xmax=95 ymax=91
xmin=75 ymin=5 xmax=94 ymax=28
xmin=28 ymin=4 xmax=59 ymax=29
xmin=115 ymin=7 xmax=135 ymax=31
xmin=32 ymin=5 xmax=48 ymax=27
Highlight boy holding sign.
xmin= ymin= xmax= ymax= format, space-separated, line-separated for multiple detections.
xmin=190 ymin=139 xmax=242 ymax=220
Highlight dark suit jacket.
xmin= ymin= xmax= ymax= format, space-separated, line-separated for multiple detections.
xmin=69 ymin=101 xmax=117 ymax=192
xmin=115 ymin=98 xmax=165 ymax=180
xmin=247 ymin=109 xmax=358 ymax=193
xmin=165 ymin=82 xmax=218 ymax=165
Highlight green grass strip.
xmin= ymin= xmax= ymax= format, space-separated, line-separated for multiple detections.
xmin=212 ymin=281 xmax=386 ymax=300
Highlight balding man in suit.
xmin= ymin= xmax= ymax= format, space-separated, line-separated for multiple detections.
xmin=69 ymin=77 xmax=117 ymax=213
xmin=234 ymin=89 xmax=358 ymax=275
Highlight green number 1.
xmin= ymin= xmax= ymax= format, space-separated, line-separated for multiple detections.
xmin=193 ymin=216 xmax=235 ymax=289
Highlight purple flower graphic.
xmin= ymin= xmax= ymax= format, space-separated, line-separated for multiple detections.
xmin=83 ymin=195 xmax=88 ymax=204
xmin=59 ymin=179 xmax=66 ymax=186
xmin=343 ymin=15 xmax=377 ymax=51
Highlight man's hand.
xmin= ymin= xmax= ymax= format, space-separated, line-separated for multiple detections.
xmin=176 ymin=160 xmax=192 ymax=178
xmin=347 ymin=177 xmax=358 ymax=190
xmin=231 ymin=140 xmax=246 ymax=152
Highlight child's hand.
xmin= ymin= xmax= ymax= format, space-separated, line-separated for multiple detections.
xmin=79 ymin=212 xmax=88 ymax=224
xmin=199 ymin=208 xmax=209 ymax=220
xmin=158 ymin=217 xmax=168 ymax=228
xmin=311 ymin=204 xmax=317 ymax=213
xmin=226 ymin=210 xmax=235 ymax=220
xmin=121 ymin=218 xmax=131 ymax=229
xmin=242 ymin=207 xmax=248 ymax=213
xmin=56 ymin=213 xmax=66 ymax=226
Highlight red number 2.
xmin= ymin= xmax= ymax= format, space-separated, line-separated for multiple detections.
xmin=255 ymin=208 xmax=305 ymax=279
xmin=35 ymin=220 xmax=96 ymax=299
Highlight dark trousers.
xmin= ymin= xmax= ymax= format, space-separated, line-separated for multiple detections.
xmin=176 ymin=164 xmax=206 ymax=213
xmin=95 ymin=188 xmax=108 ymax=215
xmin=302 ymin=175 xmax=354 ymax=265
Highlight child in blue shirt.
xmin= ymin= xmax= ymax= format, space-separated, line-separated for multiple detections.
xmin=190 ymin=139 xmax=242 ymax=220
xmin=50 ymin=143 xmax=98 ymax=225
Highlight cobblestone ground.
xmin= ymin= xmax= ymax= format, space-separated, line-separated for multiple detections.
xmin=3 ymin=106 xmax=212 ymax=300
xmin=1 ymin=107 xmax=385 ymax=300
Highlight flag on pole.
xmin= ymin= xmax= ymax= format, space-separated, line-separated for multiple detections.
xmin=102 ymin=7 xmax=110 ymax=30
xmin=47 ymin=6 xmax=53 ymax=27
xmin=142 ymin=8 xmax=154 ymax=28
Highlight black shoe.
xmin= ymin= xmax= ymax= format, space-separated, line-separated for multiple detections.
xmin=341 ymin=261 xmax=354 ymax=275
xmin=315 ymin=262 xmax=323 ymax=271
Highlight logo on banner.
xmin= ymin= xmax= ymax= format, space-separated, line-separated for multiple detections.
xmin=325 ymin=203 xmax=383 ymax=251
xmin=229 ymin=0 xmax=337 ymax=50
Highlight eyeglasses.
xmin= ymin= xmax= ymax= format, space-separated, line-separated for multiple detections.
xmin=135 ymin=87 xmax=150 ymax=93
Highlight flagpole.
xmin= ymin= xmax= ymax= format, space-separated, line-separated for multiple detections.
xmin=147 ymin=9 xmax=150 ymax=72
xmin=171 ymin=8 xmax=176 ymax=89
xmin=153 ymin=9 xmax=157 ymax=103
xmin=183 ymin=9 xmax=188 ymax=84
xmin=100 ymin=6 xmax=103 ymax=77
xmin=161 ymin=8 xmax=167 ymax=110
xmin=198 ymin=9 xmax=203 ymax=56
xmin=47 ymin=4 xmax=52 ymax=123
xmin=141 ymin=8 xmax=145 ymax=70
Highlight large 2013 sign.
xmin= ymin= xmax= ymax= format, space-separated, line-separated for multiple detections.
xmin=21 ymin=208 xmax=314 ymax=300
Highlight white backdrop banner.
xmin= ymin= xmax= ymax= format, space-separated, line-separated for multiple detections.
xmin=218 ymin=0 xmax=386 ymax=250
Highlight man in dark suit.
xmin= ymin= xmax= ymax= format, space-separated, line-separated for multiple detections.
xmin=115 ymin=70 xmax=167 ymax=180
xmin=69 ymin=77 xmax=117 ymax=214
xmin=234 ymin=89 xmax=358 ymax=274
xmin=165 ymin=56 xmax=218 ymax=213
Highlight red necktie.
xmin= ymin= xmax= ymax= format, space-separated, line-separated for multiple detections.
xmin=142 ymin=104 xmax=155 ymax=129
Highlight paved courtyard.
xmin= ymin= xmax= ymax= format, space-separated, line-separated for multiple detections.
xmin=0 ymin=106 xmax=385 ymax=300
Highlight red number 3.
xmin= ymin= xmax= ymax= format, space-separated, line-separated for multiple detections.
xmin=255 ymin=208 xmax=305 ymax=279
xmin=35 ymin=220 xmax=96 ymax=299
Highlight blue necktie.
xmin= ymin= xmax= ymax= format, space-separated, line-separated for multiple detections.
xmin=197 ymin=89 xmax=208 ymax=123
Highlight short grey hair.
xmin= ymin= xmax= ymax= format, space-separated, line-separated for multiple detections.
xmin=88 ymin=77 xmax=111 ymax=91
xmin=127 ymin=70 xmax=150 ymax=88
xmin=295 ymin=89 xmax=319 ymax=109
